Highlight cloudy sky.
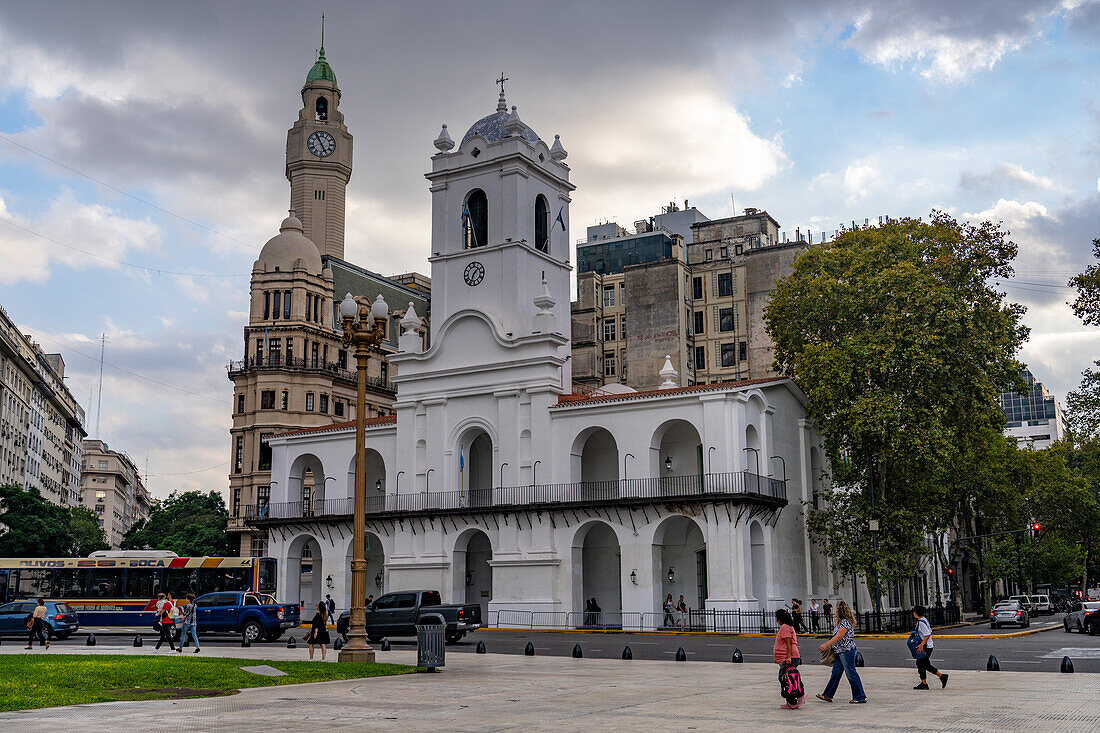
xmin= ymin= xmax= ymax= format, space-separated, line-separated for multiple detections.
xmin=1 ymin=1 xmax=1098 ymax=498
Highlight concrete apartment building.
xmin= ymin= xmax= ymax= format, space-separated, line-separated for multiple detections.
xmin=571 ymin=203 xmax=805 ymax=391
xmin=1001 ymin=369 xmax=1066 ymax=449
xmin=226 ymin=43 xmax=430 ymax=557
xmin=79 ymin=439 xmax=153 ymax=549
xmin=0 ymin=302 xmax=86 ymax=505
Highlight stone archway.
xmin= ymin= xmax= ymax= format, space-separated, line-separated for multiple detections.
xmin=288 ymin=453 xmax=327 ymax=515
xmin=570 ymin=427 xmax=620 ymax=500
xmin=286 ymin=533 xmax=324 ymax=613
xmin=347 ymin=450 xmax=387 ymax=512
xmin=749 ymin=520 xmax=768 ymax=610
xmin=454 ymin=529 xmax=493 ymax=618
xmin=456 ymin=426 xmax=494 ymax=506
xmin=344 ymin=531 xmax=386 ymax=609
xmin=650 ymin=419 xmax=703 ymax=495
xmin=571 ymin=521 xmax=622 ymax=627
xmin=653 ymin=515 xmax=707 ymax=628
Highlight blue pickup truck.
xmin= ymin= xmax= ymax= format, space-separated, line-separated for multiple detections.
xmin=190 ymin=591 xmax=300 ymax=643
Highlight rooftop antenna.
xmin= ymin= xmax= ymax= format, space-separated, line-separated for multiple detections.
xmin=95 ymin=333 xmax=108 ymax=438
xmin=320 ymin=13 xmax=325 ymax=53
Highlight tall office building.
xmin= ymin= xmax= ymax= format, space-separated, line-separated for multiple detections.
xmin=1001 ymin=369 xmax=1066 ymax=449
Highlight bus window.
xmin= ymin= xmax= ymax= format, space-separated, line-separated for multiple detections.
xmin=199 ymin=568 xmax=250 ymax=593
xmin=53 ymin=569 xmax=87 ymax=598
xmin=164 ymin=569 xmax=198 ymax=597
xmin=258 ymin=558 xmax=277 ymax=593
xmin=0 ymin=570 xmax=9 ymax=603
xmin=88 ymin=569 xmax=125 ymax=598
xmin=125 ymin=569 xmax=162 ymax=599
xmin=16 ymin=569 xmax=52 ymax=599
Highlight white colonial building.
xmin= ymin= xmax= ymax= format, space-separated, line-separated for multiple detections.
xmin=255 ymin=88 xmax=835 ymax=628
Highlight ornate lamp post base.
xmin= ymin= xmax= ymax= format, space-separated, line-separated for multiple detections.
xmin=338 ymin=648 xmax=377 ymax=663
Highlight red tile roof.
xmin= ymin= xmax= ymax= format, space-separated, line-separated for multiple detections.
xmin=553 ymin=378 xmax=786 ymax=407
xmin=276 ymin=415 xmax=396 ymax=438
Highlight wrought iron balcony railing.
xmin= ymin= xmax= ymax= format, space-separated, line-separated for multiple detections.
xmin=226 ymin=356 xmax=396 ymax=392
xmin=240 ymin=470 xmax=786 ymax=523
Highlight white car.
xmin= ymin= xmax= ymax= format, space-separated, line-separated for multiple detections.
xmin=1029 ymin=595 xmax=1052 ymax=615
xmin=1063 ymin=601 xmax=1100 ymax=634
xmin=1008 ymin=595 xmax=1033 ymax=612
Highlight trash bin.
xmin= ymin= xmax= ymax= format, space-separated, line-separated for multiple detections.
xmin=416 ymin=613 xmax=446 ymax=671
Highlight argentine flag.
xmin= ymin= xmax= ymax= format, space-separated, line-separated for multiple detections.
xmin=555 ymin=206 xmax=566 ymax=231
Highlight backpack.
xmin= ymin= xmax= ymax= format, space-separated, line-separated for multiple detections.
xmin=908 ymin=620 xmax=929 ymax=659
xmin=779 ymin=662 xmax=804 ymax=701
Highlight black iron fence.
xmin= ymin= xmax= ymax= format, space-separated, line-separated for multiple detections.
xmin=226 ymin=356 xmax=396 ymax=392
xmin=241 ymin=470 xmax=785 ymax=522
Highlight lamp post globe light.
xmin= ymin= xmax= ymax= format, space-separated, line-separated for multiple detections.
xmin=338 ymin=292 xmax=388 ymax=663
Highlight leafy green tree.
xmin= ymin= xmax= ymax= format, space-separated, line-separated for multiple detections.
xmin=68 ymin=506 xmax=109 ymax=556
xmin=766 ymin=213 xmax=1029 ymax=591
xmin=0 ymin=484 xmax=71 ymax=556
xmin=1066 ymin=362 xmax=1100 ymax=441
xmin=122 ymin=490 xmax=230 ymax=556
xmin=1069 ymin=237 xmax=1100 ymax=326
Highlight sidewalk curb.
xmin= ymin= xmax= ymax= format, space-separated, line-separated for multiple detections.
xmin=478 ymin=623 xmax=1063 ymax=640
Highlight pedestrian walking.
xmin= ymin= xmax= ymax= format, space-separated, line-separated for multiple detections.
xmin=774 ymin=609 xmax=804 ymax=709
xmin=307 ymin=601 xmax=331 ymax=660
xmin=180 ymin=592 xmax=201 ymax=653
xmin=810 ymin=599 xmax=820 ymax=633
xmin=154 ymin=592 xmax=178 ymax=652
xmin=787 ymin=598 xmax=806 ymax=633
xmin=663 ymin=594 xmax=676 ymax=628
xmin=325 ymin=594 xmax=336 ymax=624
xmin=24 ymin=597 xmax=49 ymax=650
xmin=676 ymin=595 xmax=689 ymax=629
xmin=816 ymin=600 xmax=867 ymax=704
xmin=911 ymin=605 xmax=948 ymax=690
xmin=823 ymin=598 xmax=833 ymax=627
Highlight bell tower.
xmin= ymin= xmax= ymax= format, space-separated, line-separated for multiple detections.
xmin=286 ymin=19 xmax=353 ymax=260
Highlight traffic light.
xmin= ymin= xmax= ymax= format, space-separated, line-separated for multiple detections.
xmin=1030 ymin=522 xmax=1041 ymax=537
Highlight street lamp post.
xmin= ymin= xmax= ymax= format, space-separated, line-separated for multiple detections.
xmin=337 ymin=292 xmax=388 ymax=663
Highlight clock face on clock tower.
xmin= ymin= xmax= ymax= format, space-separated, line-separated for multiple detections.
xmin=463 ymin=261 xmax=485 ymax=286
xmin=307 ymin=130 xmax=336 ymax=158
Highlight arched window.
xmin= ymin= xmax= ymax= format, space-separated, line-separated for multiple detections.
xmin=534 ymin=195 xmax=549 ymax=253
xmin=315 ymin=97 xmax=328 ymax=121
xmin=464 ymin=189 xmax=488 ymax=249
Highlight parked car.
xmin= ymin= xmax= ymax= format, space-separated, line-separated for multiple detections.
xmin=991 ymin=600 xmax=1029 ymax=629
xmin=1029 ymin=595 xmax=1052 ymax=615
xmin=190 ymin=591 xmax=301 ymax=642
xmin=1064 ymin=601 xmax=1100 ymax=634
xmin=0 ymin=600 xmax=80 ymax=639
xmin=336 ymin=590 xmax=483 ymax=644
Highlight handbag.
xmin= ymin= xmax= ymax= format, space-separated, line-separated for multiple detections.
xmin=820 ymin=646 xmax=836 ymax=665
xmin=25 ymin=614 xmax=35 ymax=630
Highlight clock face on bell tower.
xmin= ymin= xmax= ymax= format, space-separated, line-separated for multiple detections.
xmin=286 ymin=43 xmax=353 ymax=260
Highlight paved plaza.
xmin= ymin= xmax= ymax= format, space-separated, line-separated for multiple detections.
xmin=1 ymin=644 xmax=1097 ymax=731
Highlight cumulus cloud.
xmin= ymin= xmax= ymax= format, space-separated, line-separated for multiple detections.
xmin=960 ymin=164 xmax=1060 ymax=193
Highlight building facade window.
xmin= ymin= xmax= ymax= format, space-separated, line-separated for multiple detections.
xmin=311 ymin=342 xmax=320 ymax=368
xmin=258 ymin=434 xmax=273 ymax=471
xmin=534 ymin=194 xmax=549 ymax=253
xmin=705 ymin=249 xmax=713 ymax=260
xmin=694 ymin=346 xmax=706 ymax=370
xmin=603 ymin=352 xmax=616 ymax=377
xmin=255 ymin=339 xmax=264 ymax=364
xmin=234 ymin=436 xmax=243 ymax=473
xmin=693 ymin=311 xmax=704 ymax=335
xmin=283 ymin=290 xmax=291 ymax=319
xmin=338 ymin=349 xmax=347 ymax=369
xmin=464 ymin=189 xmax=488 ymax=248
xmin=263 ymin=291 xmax=270 ymax=319
xmin=236 ymin=394 xmax=245 ymax=414
xmin=260 ymin=390 xmax=276 ymax=410
xmin=602 ymin=286 xmax=615 ymax=307
xmin=720 ymin=246 xmax=728 ymax=258
xmin=620 ymin=315 xmax=627 ymax=339
xmin=272 ymin=291 xmax=281 ymax=320
xmin=692 ymin=277 xmax=703 ymax=300
xmin=718 ymin=272 xmax=733 ymax=297
xmin=718 ymin=307 xmax=735 ymax=332
xmin=334 ymin=400 xmax=344 ymax=417
xmin=305 ymin=393 xmax=315 ymax=411
xmin=739 ymin=341 xmax=747 ymax=361
xmin=281 ymin=390 xmax=288 ymax=410
xmin=285 ymin=338 xmax=293 ymax=363
xmin=257 ymin=485 xmax=270 ymax=513
xmin=269 ymin=339 xmax=281 ymax=365
xmin=232 ymin=488 xmax=241 ymax=517
xmin=319 ymin=394 xmax=329 ymax=413
xmin=602 ymin=318 xmax=616 ymax=342
xmin=619 ymin=282 xmax=626 ymax=306
xmin=250 ymin=537 xmax=268 ymax=558
xmin=721 ymin=343 xmax=737 ymax=367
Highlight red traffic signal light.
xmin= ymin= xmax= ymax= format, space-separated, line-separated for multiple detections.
xmin=946 ymin=567 xmax=954 ymax=575
xmin=1031 ymin=522 xmax=1041 ymax=532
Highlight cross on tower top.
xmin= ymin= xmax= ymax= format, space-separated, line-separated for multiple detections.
xmin=496 ymin=73 xmax=509 ymax=95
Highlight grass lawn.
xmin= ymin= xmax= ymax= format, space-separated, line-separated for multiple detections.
xmin=0 ymin=654 xmax=415 ymax=712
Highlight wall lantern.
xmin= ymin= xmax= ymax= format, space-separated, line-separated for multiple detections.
xmin=629 ymin=569 xmax=637 ymax=585
xmin=374 ymin=572 xmax=383 ymax=589
xmin=667 ymin=567 xmax=675 ymax=584
xmin=375 ymin=478 xmax=383 ymax=491
xmin=325 ymin=574 xmax=334 ymax=589
xmin=465 ymin=571 xmax=473 ymax=586
xmin=664 ymin=456 xmax=673 ymax=472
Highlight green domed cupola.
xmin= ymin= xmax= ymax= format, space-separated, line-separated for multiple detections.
xmin=307 ymin=47 xmax=336 ymax=85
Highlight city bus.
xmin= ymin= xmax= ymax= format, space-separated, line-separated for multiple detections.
xmin=0 ymin=551 xmax=277 ymax=627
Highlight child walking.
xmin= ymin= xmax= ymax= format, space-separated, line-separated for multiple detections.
xmin=774 ymin=608 xmax=804 ymax=709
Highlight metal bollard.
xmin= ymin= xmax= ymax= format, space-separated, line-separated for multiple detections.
xmin=287 ymin=636 xmax=297 ymax=649
xmin=241 ymin=633 xmax=251 ymax=648
xmin=476 ymin=640 xmax=486 ymax=654
xmin=675 ymin=647 xmax=687 ymax=661
xmin=86 ymin=634 xmax=96 ymax=647
xmin=524 ymin=641 xmax=535 ymax=656
xmin=987 ymin=655 xmax=1000 ymax=671
xmin=732 ymin=648 xmax=743 ymax=663
xmin=133 ymin=635 xmax=143 ymax=648
xmin=622 ymin=645 xmax=632 ymax=660
xmin=381 ymin=638 xmax=391 ymax=651
xmin=1061 ymin=656 xmax=1074 ymax=673
xmin=572 ymin=643 xmax=583 ymax=658
xmin=854 ymin=650 xmax=864 ymax=667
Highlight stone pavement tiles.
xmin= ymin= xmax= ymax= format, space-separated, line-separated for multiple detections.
xmin=0 ymin=648 xmax=1096 ymax=732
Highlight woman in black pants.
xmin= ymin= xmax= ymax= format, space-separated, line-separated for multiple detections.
xmin=154 ymin=594 xmax=177 ymax=652
xmin=912 ymin=605 xmax=948 ymax=689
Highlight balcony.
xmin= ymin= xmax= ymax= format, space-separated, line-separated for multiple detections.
xmin=226 ymin=356 xmax=396 ymax=393
xmin=242 ymin=471 xmax=786 ymax=524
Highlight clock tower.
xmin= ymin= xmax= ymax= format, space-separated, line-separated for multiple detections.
xmin=286 ymin=36 xmax=353 ymax=260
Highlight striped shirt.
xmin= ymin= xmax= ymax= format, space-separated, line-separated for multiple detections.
xmin=832 ymin=620 xmax=855 ymax=652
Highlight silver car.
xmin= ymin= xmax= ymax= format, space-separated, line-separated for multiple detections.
xmin=991 ymin=600 xmax=1029 ymax=629
xmin=1063 ymin=601 xmax=1100 ymax=634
